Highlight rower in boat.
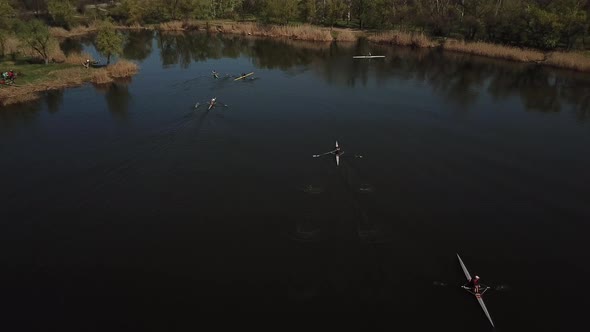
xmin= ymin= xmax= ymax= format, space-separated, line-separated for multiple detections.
xmin=467 ymin=275 xmax=481 ymax=293
xmin=208 ymin=97 xmax=216 ymax=110
xmin=313 ymin=141 xmax=344 ymax=166
xmin=212 ymin=70 xmax=219 ymax=78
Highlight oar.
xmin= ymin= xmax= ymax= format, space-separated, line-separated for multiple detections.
xmin=313 ymin=149 xmax=337 ymax=158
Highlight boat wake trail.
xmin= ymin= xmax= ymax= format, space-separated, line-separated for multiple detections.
xmin=75 ymin=109 xmax=217 ymax=207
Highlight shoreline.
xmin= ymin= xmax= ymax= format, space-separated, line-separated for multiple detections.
xmin=0 ymin=58 xmax=139 ymax=107
xmin=102 ymin=20 xmax=590 ymax=74
xmin=48 ymin=20 xmax=590 ymax=73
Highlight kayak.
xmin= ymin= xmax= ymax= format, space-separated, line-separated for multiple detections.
xmin=457 ymin=254 xmax=495 ymax=328
xmin=335 ymin=141 xmax=340 ymax=166
xmin=353 ymin=55 xmax=385 ymax=59
xmin=234 ymin=72 xmax=254 ymax=81
xmin=208 ymin=97 xmax=216 ymax=110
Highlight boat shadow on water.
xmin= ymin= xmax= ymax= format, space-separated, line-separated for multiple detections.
xmin=294 ymin=149 xmax=391 ymax=245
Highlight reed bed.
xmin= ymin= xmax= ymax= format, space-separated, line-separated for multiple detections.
xmin=49 ymin=27 xmax=70 ymax=38
xmin=117 ymin=23 xmax=147 ymax=30
xmin=64 ymin=52 xmax=94 ymax=65
xmin=69 ymin=24 xmax=98 ymax=36
xmin=268 ymin=25 xmax=333 ymax=41
xmin=333 ymin=29 xmax=358 ymax=42
xmin=106 ymin=60 xmax=139 ymax=78
xmin=158 ymin=21 xmax=185 ymax=31
xmin=91 ymin=68 xmax=113 ymax=84
xmin=192 ymin=21 xmax=335 ymax=41
xmin=1 ymin=35 xmax=21 ymax=55
xmin=545 ymin=52 xmax=590 ymax=72
xmin=0 ymin=88 xmax=40 ymax=106
xmin=368 ymin=31 xmax=436 ymax=48
xmin=443 ymin=40 xmax=544 ymax=62
xmin=50 ymin=25 xmax=98 ymax=38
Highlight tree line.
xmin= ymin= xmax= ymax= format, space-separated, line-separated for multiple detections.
xmin=1 ymin=0 xmax=122 ymax=64
xmin=2 ymin=1 xmax=590 ymax=50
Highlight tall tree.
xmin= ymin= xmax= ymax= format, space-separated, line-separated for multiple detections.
xmin=549 ymin=0 xmax=588 ymax=49
xmin=0 ymin=0 xmax=15 ymax=29
xmin=301 ymin=0 xmax=318 ymax=23
xmin=96 ymin=19 xmax=124 ymax=64
xmin=263 ymin=0 xmax=300 ymax=24
xmin=19 ymin=19 xmax=53 ymax=64
xmin=325 ymin=0 xmax=346 ymax=26
xmin=47 ymin=0 xmax=76 ymax=28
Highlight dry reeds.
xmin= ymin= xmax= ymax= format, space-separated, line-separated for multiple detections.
xmin=68 ymin=25 xmax=97 ymax=37
xmin=196 ymin=21 xmax=334 ymax=41
xmin=545 ymin=52 xmax=590 ymax=72
xmin=267 ymin=25 xmax=333 ymax=42
xmin=158 ymin=21 xmax=185 ymax=31
xmin=117 ymin=23 xmax=147 ymax=30
xmin=106 ymin=60 xmax=139 ymax=78
xmin=91 ymin=68 xmax=113 ymax=84
xmin=1 ymin=35 xmax=21 ymax=55
xmin=49 ymin=27 xmax=70 ymax=38
xmin=50 ymin=25 xmax=98 ymax=38
xmin=443 ymin=40 xmax=544 ymax=62
xmin=0 ymin=88 xmax=40 ymax=106
xmin=64 ymin=52 xmax=94 ymax=65
xmin=333 ymin=29 xmax=358 ymax=42
xmin=368 ymin=31 xmax=436 ymax=48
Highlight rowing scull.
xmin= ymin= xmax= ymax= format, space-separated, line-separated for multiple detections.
xmin=234 ymin=72 xmax=254 ymax=81
xmin=335 ymin=141 xmax=340 ymax=166
xmin=352 ymin=55 xmax=385 ymax=59
xmin=457 ymin=253 xmax=495 ymax=328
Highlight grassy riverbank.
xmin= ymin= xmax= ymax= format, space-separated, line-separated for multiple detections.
xmin=0 ymin=56 xmax=139 ymax=106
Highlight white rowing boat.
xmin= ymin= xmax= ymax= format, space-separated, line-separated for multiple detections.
xmin=353 ymin=55 xmax=385 ymax=59
xmin=234 ymin=72 xmax=254 ymax=81
xmin=208 ymin=97 xmax=216 ymax=110
xmin=335 ymin=141 xmax=340 ymax=166
xmin=312 ymin=142 xmax=343 ymax=165
xmin=457 ymin=253 xmax=495 ymax=328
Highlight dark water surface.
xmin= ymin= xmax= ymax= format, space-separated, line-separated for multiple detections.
xmin=1 ymin=32 xmax=589 ymax=330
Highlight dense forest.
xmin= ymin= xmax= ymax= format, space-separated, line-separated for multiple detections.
xmin=4 ymin=0 xmax=590 ymax=50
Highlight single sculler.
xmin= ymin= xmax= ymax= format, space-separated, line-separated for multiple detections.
xmin=457 ymin=253 xmax=495 ymax=328
xmin=313 ymin=141 xmax=344 ymax=166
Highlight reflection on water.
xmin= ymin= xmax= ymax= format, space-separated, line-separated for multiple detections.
xmin=0 ymin=90 xmax=65 ymax=128
xmin=123 ymin=30 xmax=154 ymax=61
xmin=52 ymin=31 xmax=590 ymax=116
xmin=60 ymin=34 xmax=96 ymax=56
xmin=2 ymin=30 xmax=590 ymax=329
xmin=105 ymin=81 xmax=132 ymax=119
xmin=45 ymin=90 xmax=63 ymax=114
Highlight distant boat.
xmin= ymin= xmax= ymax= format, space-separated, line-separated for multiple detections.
xmin=234 ymin=72 xmax=254 ymax=81
xmin=353 ymin=55 xmax=385 ymax=59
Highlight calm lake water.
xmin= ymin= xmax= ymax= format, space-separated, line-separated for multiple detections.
xmin=1 ymin=31 xmax=589 ymax=330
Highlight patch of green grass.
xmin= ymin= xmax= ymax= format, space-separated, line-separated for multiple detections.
xmin=0 ymin=57 xmax=77 ymax=85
